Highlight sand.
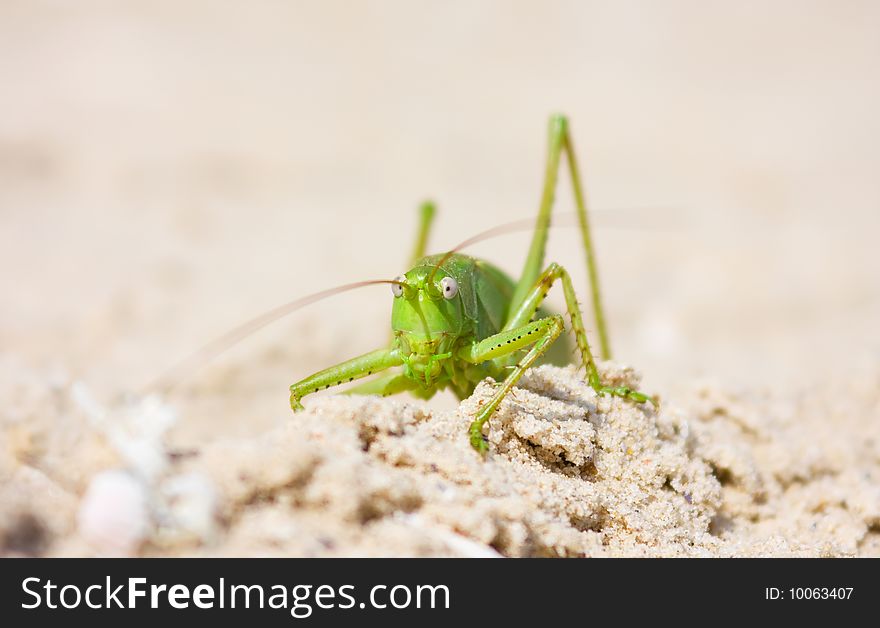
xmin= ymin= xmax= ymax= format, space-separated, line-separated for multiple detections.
xmin=2 ymin=3 xmax=880 ymax=558
xmin=2 ymin=357 xmax=878 ymax=557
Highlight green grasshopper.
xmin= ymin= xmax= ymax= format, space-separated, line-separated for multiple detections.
xmin=289 ymin=115 xmax=654 ymax=453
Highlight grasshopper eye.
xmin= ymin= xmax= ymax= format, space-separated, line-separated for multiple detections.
xmin=391 ymin=276 xmax=406 ymax=298
xmin=440 ymin=276 xmax=458 ymax=299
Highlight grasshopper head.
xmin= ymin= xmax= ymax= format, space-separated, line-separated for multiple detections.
xmin=390 ymin=263 xmax=465 ymax=382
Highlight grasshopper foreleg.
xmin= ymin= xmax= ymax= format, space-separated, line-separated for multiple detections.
xmin=459 ymin=316 xmax=564 ymax=452
xmin=290 ymin=348 xmax=403 ymax=410
xmin=462 ymin=262 xmax=655 ymax=453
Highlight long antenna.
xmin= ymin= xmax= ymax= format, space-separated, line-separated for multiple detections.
xmin=143 ymin=279 xmax=400 ymax=395
xmin=429 ymin=207 xmax=677 ymax=281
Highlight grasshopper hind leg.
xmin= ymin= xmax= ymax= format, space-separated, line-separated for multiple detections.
xmin=509 ymin=114 xmax=612 ymax=361
xmin=408 ymin=200 xmax=437 ymax=267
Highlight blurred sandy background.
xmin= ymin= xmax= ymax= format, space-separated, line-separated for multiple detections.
xmin=1 ymin=0 xmax=879 ymax=439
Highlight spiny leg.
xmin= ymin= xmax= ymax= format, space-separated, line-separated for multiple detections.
xmin=342 ymin=370 xmax=419 ymax=398
xmin=458 ymin=316 xmax=565 ymax=452
xmin=290 ymin=348 xmax=403 ymax=410
xmin=462 ymin=263 xmax=654 ymax=453
xmin=508 ymin=262 xmax=654 ymax=405
xmin=509 ymin=114 xmax=611 ymax=360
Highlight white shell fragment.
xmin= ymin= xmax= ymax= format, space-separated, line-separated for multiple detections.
xmin=77 ymin=470 xmax=150 ymax=557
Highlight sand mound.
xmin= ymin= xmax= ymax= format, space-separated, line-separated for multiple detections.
xmin=2 ymin=356 xmax=878 ymax=557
